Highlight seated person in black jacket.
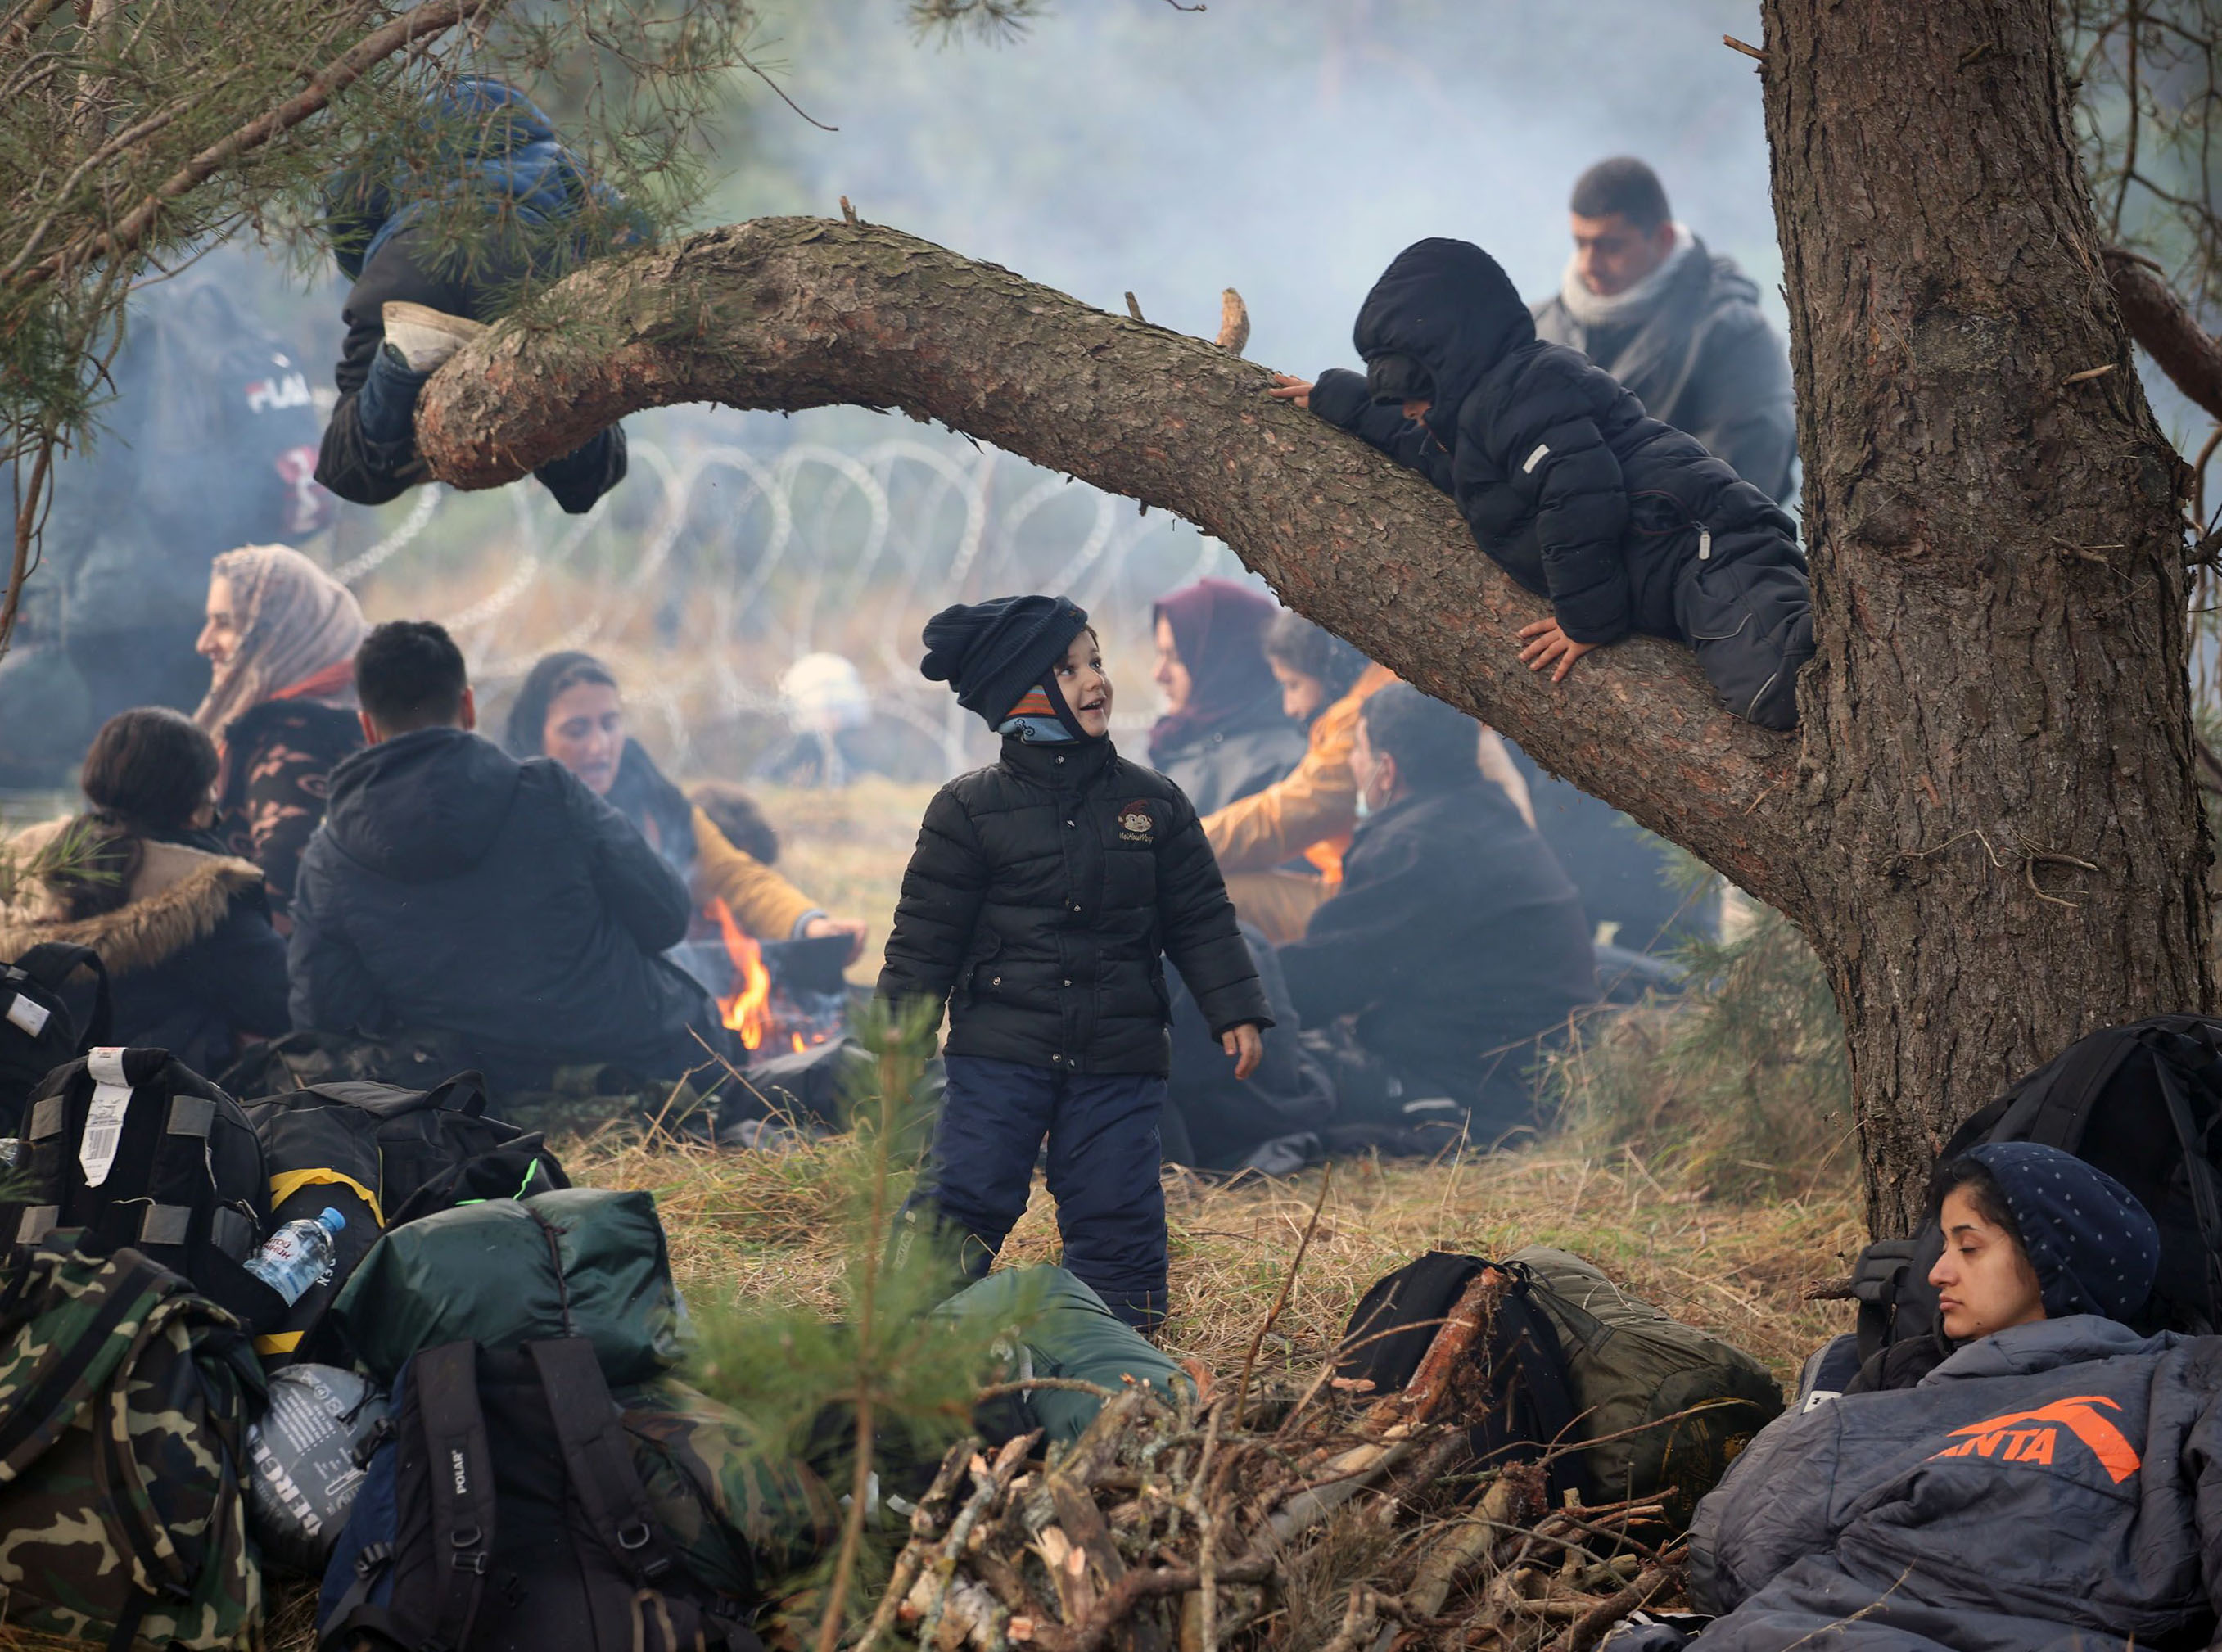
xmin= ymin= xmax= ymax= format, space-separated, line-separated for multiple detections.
xmin=1269 ymin=238 xmax=1813 ymax=730
xmin=288 ymin=621 xmax=733 ymax=1095
xmin=878 ymin=595 xmax=1271 ymax=1330
xmin=2 ymin=708 xmax=289 ymax=1077
xmin=314 ymin=79 xmax=634 ymax=514
xmin=1277 ymin=684 xmax=1594 ymax=1144
xmin=1160 ymin=919 xmax=1336 ymax=1175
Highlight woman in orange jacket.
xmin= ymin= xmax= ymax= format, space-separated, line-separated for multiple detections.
xmin=1203 ymin=614 xmax=1529 ymax=943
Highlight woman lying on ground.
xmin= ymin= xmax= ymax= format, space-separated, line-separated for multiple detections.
xmin=1199 ymin=612 xmax=1531 ymax=944
xmin=504 ymin=652 xmax=866 ymax=959
xmin=193 ymin=544 xmax=368 ymax=923
xmin=2 ymin=709 xmax=290 ymax=1077
xmin=1681 ymin=1143 xmax=2221 ymax=1652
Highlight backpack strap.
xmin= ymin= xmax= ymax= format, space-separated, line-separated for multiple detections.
xmin=1492 ymin=1279 xmax=1586 ymax=1505
xmin=1849 ymin=1239 xmax=1919 ymax=1365
xmin=12 ymin=942 xmax=111 ymax=1051
xmin=412 ymin=1341 xmax=497 ymax=1650
xmin=527 ymin=1338 xmax=688 ymax=1591
xmin=0 ymin=1249 xmax=174 ymax=1467
xmin=2151 ymin=1057 xmax=2222 ymax=1327
xmin=2015 ymin=1030 xmax=2143 ymax=1152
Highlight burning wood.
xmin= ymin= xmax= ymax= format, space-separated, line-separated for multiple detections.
xmin=705 ymin=899 xmax=852 ymax=1056
xmin=711 ymin=897 xmax=777 ymax=1049
xmin=852 ymin=1286 xmax=1688 ymax=1652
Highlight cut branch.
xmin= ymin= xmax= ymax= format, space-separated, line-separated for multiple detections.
xmin=2105 ymin=245 xmax=2222 ymax=422
xmin=413 ymin=217 xmax=1804 ymax=911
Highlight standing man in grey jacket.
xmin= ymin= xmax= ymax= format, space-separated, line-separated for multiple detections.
xmin=1530 ymin=157 xmax=1798 ymax=504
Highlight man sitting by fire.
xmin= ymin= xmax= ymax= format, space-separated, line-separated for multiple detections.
xmin=288 ymin=620 xmax=740 ymax=1094
xmin=1276 ymin=684 xmax=1593 ymax=1145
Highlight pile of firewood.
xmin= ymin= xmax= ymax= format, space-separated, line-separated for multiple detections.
xmin=861 ymin=1273 xmax=1686 ymax=1652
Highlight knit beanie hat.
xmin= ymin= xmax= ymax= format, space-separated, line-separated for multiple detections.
xmin=1958 ymin=1142 xmax=2161 ymax=1324
xmin=920 ymin=595 xmax=1091 ymax=729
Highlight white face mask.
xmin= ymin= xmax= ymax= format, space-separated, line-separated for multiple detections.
xmin=1353 ymin=766 xmax=1380 ymax=821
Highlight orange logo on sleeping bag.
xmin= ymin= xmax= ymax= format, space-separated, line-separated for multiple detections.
xmin=1926 ymin=1395 xmax=2142 ymax=1483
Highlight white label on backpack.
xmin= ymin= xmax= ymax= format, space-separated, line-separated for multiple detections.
xmin=1522 ymin=442 xmax=1550 ymax=474
xmin=80 ymin=1049 xmax=133 ymax=1189
xmin=4 ymin=992 xmax=48 ymax=1037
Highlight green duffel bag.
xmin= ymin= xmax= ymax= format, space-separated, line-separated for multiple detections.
xmin=0 ymin=1236 xmax=265 ymax=1648
xmin=938 ymin=1266 xmax=1193 ymax=1444
xmin=1509 ymin=1245 xmax=1782 ymax=1527
xmin=325 ymin=1187 xmax=686 ymax=1387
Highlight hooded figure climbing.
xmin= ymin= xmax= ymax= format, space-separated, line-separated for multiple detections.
xmin=315 ymin=79 xmax=640 ymax=513
xmin=1276 ymin=238 xmax=1813 ymax=730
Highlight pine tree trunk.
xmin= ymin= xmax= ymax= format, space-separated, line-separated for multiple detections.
xmin=415 ymin=0 xmax=2210 ymax=1234
xmin=1756 ymin=0 xmax=2208 ymax=1228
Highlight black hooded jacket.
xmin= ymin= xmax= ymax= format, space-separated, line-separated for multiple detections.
xmin=878 ymin=736 xmax=1271 ymax=1076
xmin=287 ymin=726 xmax=720 ymax=1087
xmin=1311 ymin=238 xmax=1803 ymax=647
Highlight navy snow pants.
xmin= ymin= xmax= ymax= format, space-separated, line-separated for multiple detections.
xmin=912 ymin=1055 xmax=1169 ymax=1331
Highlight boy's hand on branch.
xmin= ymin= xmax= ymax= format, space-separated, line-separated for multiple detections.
xmin=1222 ymin=1022 xmax=1265 ymax=1081
xmin=1265 ymin=373 xmax=1312 ymax=409
xmin=1516 ymin=617 xmax=1600 ymax=683
xmin=805 ymin=915 xmax=869 ymax=964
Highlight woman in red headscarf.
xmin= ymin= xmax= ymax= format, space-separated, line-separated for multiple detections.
xmin=1147 ymin=578 xmax=1307 ymax=816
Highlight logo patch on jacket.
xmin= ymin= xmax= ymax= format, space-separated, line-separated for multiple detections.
xmin=1926 ymin=1395 xmax=2142 ymax=1483
xmin=1117 ymin=802 xmax=1157 ymax=842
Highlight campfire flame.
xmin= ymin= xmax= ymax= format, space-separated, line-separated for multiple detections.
xmin=709 ymin=898 xmax=773 ymax=1049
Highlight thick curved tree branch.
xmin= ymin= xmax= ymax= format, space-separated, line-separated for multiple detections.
xmin=415 ymin=218 xmax=1805 ymax=909
xmin=2105 ymin=246 xmax=2222 ymax=424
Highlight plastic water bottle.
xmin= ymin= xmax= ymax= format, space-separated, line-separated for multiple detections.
xmin=245 ymin=1207 xmax=346 ymax=1306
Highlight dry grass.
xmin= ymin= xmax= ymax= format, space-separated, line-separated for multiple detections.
xmin=562 ymin=1126 xmax=1860 ymax=1390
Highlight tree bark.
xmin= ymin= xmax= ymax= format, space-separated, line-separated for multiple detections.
xmin=417 ymin=0 xmax=2211 ymax=1234
xmin=1758 ymin=0 xmax=2208 ymax=1225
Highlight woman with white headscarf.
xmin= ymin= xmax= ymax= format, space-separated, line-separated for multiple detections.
xmin=194 ymin=544 xmax=369 ymax=919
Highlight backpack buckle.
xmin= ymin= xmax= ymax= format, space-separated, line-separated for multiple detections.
xmin=355 ymin=1541 xmax=394 ymax=1579
xmin=450 ymin=1525 xmax=487 ymax=1572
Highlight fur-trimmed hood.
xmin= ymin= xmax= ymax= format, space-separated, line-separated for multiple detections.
xmin=2 ymin=817 xmax=266 ymax=977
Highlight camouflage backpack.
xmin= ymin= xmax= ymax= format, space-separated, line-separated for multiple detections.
xmin=0 ymin=1235 xmax=265 ymax=1648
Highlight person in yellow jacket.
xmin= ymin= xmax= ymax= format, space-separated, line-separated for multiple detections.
xmin=1204 ymin=614 xmax=1529 ymax=943
xmin=504 ymin=651 xmax=865 ymax=958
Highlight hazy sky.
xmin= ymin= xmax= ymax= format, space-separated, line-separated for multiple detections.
xmin=715 ymin=0 xmax=1782 ymax=390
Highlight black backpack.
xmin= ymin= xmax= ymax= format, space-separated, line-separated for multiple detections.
xmin=1853 ymin=1013 xmax=2222 ymax=1378
xmin=317 ymin=1338 xmax=761 ymax=1652
xmin=0 ymin=943 xmax=111 ymax=1135
xmin=1335 ymin=1251 xmax=1587 ymax=1504
xmin=2 ymin=1047 xmax=284 ymax=1331
xmin=242 ymin=1073 xmax=571 ymax=1367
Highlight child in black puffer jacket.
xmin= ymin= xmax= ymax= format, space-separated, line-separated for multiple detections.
xmin=1272 ymin=237 xmax=1813 ymax=730
xmin=879 ymin=595 xmax=1271 ymax=1330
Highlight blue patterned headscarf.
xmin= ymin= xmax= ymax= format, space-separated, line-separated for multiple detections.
xmin=1959 ymin=1142 xmax=2161 ymax=1324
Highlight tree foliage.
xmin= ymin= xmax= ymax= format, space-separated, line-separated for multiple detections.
xmin=0 ymin=0 xmax=772 ymax=650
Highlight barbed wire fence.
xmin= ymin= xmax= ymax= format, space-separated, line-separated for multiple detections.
xmin=337 ymin=419 xmax=1236 ymax=779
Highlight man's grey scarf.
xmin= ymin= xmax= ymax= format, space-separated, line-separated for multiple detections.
xmin=1557 ymin=222 xmax=1697 ymax=330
